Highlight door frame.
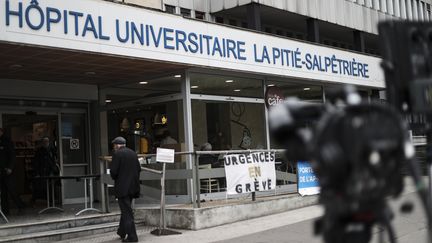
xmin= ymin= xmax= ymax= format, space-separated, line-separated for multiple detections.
xmin=0 ymin=105 xmax=90 ymax=205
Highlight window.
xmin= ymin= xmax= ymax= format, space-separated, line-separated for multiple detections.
xmin=265 ymin=27 xmax=272 ymax=33
xmin=421 ymin=2 xmax=425 ymax=19
xmin=180 ymin=8 xmax=191 ymax=17
xmin=296 ymin=34 xmax=304 ymax=40
xmin=190 ymin=73 xmax=266 ymax=151
xmin=165 ymin=4 xmax=175 ymax=14
xmin=192 ymin=101 xmax=266 ymax=151
xmin=215 ymin=16 xmax=224 ymax=24
xmin=427 ymin=3 xmax=431 ymax=20
xmin=228 ymin=19 xmax=237 ymax=26
xmin=195 ymin=11 xmax=205 ymax=20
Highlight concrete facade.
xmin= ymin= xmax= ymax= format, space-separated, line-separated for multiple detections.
xmin=135 ymin=194 xmax=319 ymax=230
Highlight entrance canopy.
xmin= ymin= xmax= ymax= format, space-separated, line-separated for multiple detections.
xmin=0 ymin=42 xmax=188 ymax=86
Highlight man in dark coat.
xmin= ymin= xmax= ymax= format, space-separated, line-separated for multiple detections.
xmin=0 ymin=128 xmax=24 ymax=215
xmin=110 ymin=137 xmax=141 ymax=242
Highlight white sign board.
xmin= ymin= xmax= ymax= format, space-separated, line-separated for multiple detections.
xmin=0 ymin=0 xmax=384 ymax=88
xmin=224 ymin=152 xmax=276 ymax=195
xmin=156 ymin=148 xmax=175 ymax=163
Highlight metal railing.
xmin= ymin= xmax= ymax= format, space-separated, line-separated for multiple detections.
xmin=99 ymin=149 xmax=297 ymax=211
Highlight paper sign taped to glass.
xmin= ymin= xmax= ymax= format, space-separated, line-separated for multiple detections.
xmin=224 ymin=152 xmax=276 ymax=195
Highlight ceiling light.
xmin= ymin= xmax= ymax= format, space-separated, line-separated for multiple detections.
xmin=174 ymin=74 xmax=182 ymax=78
xmin=139 ymin=81 xmax=148 ymax=85
xmin=304 ymin=87 xmax=311 ymax=91
xmin=234 ymin=89 xmax=241 ymax=92
xmin=191 ymin=86 xmax=199 ymax=89
xmin=105 ymin=99 xmax=112 ymax=103
xmin=267 ymin=84 xmax=275 ymax=87
xmin=225 ymin=80 xmax=234 ymax=83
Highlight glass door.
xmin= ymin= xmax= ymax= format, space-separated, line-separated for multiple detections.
xmin=60 ymin=113 xmax=90 ymax=204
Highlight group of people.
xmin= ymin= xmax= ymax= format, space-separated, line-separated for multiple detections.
xmin=0 ymin=128 xmax=60 ymax=216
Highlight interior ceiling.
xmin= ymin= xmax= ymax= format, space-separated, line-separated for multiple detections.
xmin=0 ymin=42 xmax=189 ymax=86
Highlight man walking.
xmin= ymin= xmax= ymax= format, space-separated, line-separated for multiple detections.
xmin=110 ymin=137 xmax=141 ymax=242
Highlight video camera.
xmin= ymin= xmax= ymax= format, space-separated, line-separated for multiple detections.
xmin=269 ymin=21 xmax=432 ymax=243
xmin=270 ymin=86 xmax=411 ymax=243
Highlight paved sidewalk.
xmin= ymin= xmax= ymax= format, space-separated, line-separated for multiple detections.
xmin=58 ymin=203 xmax=324 ymax=243
xmin=60 ymin=178 xmax=428 ymax=243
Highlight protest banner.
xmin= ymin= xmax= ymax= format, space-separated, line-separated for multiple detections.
xmin=224 ymin=152 xmax=276 ymax=195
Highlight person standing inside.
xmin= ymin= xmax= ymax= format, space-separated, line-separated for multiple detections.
xmin=0 ymin=128 xmax=24 ymax=215
xmin=33 ymin=137 xmax=59 ymax=177
xmin=32 ymin=137 xmax=59 ymax=202
xmin=110 ymin=137 xmax=141 ymax=242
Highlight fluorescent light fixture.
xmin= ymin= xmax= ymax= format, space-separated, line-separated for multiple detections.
xmin=174 ymin=74 xmax=182 ymax=78
xmin=304 ymin=87 xmax=311 ymax=91
xmin=191 ymin=86 xmax=199 ymax=89
xmin=105 ymin=99 xmax=112 ymax=103
xmin=234 ymin=89 xmax=241 ymax=92
xmin=139 ymin=81 xmax=148 ymax=85
xmin=225 ymin=80 xmax=234 ymax=83
xmin=267 ymin=84 xmax=275 ymax=87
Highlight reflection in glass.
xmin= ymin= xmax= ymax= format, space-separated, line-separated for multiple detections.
xmin=192 ymin=100 xmax=266 ymax=152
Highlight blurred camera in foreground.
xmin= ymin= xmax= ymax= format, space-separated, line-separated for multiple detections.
xmin=269 ymin=86 xmax=414 ymax=243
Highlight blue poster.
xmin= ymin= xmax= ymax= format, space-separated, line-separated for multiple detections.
xmin=297 ymin=161 xmax=320 ymax=196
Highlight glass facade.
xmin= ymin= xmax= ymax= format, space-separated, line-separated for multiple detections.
xmin=97 ymin=69 xmax=384 ymax=199
xmin=192 ymin=100 xmax=266 ymax=151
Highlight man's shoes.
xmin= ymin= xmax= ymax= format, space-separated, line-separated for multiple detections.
xmin=116 ymin=230 xmax=126 ymax=240
xmin=117 ymin=232 xmax=126 ymax=240
xmin=122 ymin=237 xmax=138 ymax=242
